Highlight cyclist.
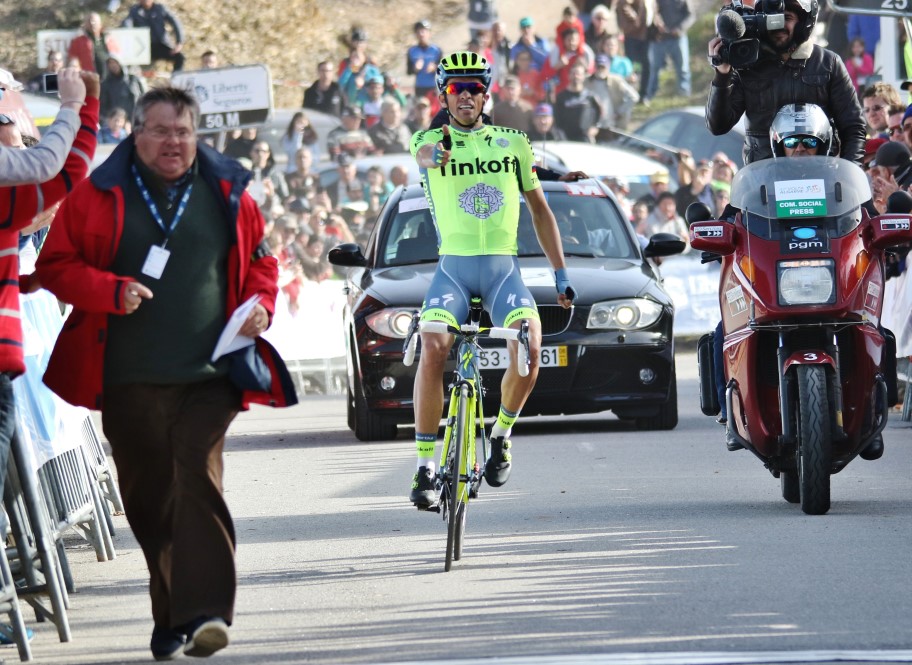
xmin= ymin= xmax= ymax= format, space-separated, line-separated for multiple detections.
xmin=409 ymin=51 xmax=576 ymax=507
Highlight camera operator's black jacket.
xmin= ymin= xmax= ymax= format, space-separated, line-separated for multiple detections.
xmin=705 ymin=41 xmax=865 ymax=165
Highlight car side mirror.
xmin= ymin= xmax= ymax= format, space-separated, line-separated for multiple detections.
xmin=643 ymin=232 xmax=686 ymax=258
xmin=685 ymin=202 xmax=714 ymax=226
xmin=328 ymin=242 xmax=368 ymax=267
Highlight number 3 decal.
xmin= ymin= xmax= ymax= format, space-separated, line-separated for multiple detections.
xmin=803 ymin=352 xmax=818 ymax=361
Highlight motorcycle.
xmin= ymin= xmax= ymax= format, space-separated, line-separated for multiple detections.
xmin=688 ymin=155 xmax=912 ymax=515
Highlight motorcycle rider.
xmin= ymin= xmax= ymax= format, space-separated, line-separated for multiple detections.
xmin=713 ymin=103 xmax=885 ymax=458
xmin=706 ymin=0 xmax=866 ymax=166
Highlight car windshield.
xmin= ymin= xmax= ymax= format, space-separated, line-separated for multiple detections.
xmin=378 ymin=183 xmax=639 ymax=267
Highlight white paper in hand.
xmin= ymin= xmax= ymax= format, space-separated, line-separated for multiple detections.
xmin=211 ymin=294 xmax=261 ymax=362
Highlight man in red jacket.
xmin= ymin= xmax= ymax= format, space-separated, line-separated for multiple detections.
xmin=0 ymin=71 xmax=98 ymax=521
xmin=36 ymin=86 xmax=295 ymax=661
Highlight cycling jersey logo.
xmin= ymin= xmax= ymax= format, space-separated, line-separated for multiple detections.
xmin=459 ymin=183 xmax=504 ymax=219
xmin=496 ymin=138 xmax=509 ymax=148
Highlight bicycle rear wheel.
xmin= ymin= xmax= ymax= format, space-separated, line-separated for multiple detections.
xmin=445 ymin=385 xmax=469 ymax=572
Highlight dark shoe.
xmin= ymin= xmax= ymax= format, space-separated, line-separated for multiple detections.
xmin=716 ymin=414 xmax=727 ymax=425
xmin=484 ymin=437 xmax=512 ymax=487
xmin=410 ymin=466 xmax=436 ymax=507
xmin=183 ymin=617 xmax=229 ymax=658
xmin=725 ymin=426 xmax=744 ymax=452
xmin=151 ymin=625 xmax=185 ymax=661
xmin=859 ymin=433 xmax=884 ymax=461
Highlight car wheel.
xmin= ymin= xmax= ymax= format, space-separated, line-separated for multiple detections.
xmin=635 ymin=371 xmax=678 ymax=431
xmin=352 ymin=351 xmax=399 ymax=441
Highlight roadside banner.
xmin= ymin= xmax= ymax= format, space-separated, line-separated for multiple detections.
xmin=658 ymin=253 xmax=722 ymax=337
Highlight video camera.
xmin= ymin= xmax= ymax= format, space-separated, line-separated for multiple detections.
xmin=712 ymin=0 xmax=786 ymax=69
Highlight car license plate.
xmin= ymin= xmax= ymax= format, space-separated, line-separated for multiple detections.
xmin=477 ymin=346 xmax=568 ymax=370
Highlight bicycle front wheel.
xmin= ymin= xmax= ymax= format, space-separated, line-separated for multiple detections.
xmin=445 ymin=384 xmax=469 ymax=572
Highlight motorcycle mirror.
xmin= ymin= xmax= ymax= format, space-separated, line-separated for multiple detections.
xmin=685 ymin=202 xmax=714 ymax=225
xmin=886 ymin=191 xmax=912 ymax=214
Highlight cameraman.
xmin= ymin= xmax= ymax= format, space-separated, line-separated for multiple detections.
xmin=705 ymin=0 xmax=865 ymax=165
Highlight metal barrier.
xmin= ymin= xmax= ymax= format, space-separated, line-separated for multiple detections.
xmin=78 ymin=416 xmax=123 ymax=533
xmin=285 ymin=357 xmax=346 ymax=396
xmin=0 ymin=414 xmax=120 ymax=661
xmin=4 ymin=428 xmax=72 ymax=646
xmin=0 ymin=512 xmax=32 ymax=661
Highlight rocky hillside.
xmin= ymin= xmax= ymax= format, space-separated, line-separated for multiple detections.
xmin=0 ymin=0 xmax=463 ymax=107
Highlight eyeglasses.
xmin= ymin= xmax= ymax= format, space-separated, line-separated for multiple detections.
xmin=444 ymin=81 xmax=487 ymax=96
xmin=139 ymin=126 xmax=195 ymax=142
xmin=782 ymin=136 xmax=820 ymax=149
xmin=252 ymin=148 xmax=270 ymax=153
xmin=890 ymin=125 xmax=903 ymax=135
xmin=0 ymin=113 xmax=15 ymax=126
xmin=863 ymin=104 xmax=886 ymax=115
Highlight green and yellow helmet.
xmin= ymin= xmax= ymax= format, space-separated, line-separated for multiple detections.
xmin=435 ymin=51 xmax=492 ymax=93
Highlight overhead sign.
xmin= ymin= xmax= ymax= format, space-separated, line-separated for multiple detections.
xmin=170 ymin=65 xmax=273 ymax=133
xmin=36 ymin=28 xmax=151 ymax=67
xmin=828 ymin=0 xmax=912 ymax=17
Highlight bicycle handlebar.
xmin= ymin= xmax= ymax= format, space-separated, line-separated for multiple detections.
xmin=406 ymin=319 xmax=531 ymax=376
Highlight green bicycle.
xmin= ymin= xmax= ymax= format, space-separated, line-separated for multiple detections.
xmin=403 ymin=298 xmax=530 ymax=572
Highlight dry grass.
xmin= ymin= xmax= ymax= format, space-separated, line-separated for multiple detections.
xmin=1 ymin=0 xmax=461 ymax=107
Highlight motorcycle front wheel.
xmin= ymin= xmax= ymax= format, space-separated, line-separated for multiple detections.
xmin=796 ymin=364 xmax=832 ymax=515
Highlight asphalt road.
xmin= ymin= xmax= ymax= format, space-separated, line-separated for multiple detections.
xmin=28 ymin=352 xmax=912 ymax=664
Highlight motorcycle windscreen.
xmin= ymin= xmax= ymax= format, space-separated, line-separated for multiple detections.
xmin=730 ymin=156 xmax=871 ymax=222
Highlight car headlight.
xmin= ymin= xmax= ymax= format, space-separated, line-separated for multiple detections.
xmin=365 ymin=308 xmax=416 ymax=339
xmin=586 ymin=298 xmax=664 ymax=330
xmin=777 ymin=259 xmax=835 ymax=305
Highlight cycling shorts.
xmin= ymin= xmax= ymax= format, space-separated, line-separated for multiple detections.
xmin=420 ymin=255 xmax=540 ymax=329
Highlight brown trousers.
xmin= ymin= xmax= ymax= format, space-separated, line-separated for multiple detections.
xmin=101 ymin=378 xmax=240 ymax=629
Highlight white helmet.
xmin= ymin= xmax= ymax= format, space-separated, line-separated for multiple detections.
xmin=770 ymin=103 xmax=833 ymax=157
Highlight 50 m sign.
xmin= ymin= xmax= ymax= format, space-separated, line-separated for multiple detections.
xmin=171 ymin=65 xmax=273 ymax=133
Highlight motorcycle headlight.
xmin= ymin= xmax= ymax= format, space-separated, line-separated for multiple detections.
xmin=586 ymin=298 xmax=664 ymax=330
xmin=365 ymin=308 xmax=416 ymax=339
xmin=777 ymin=259 xmax=836 ymax=306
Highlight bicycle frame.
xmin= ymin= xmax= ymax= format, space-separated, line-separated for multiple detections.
xmin=439 ymin=327 xmax=487 ymax=520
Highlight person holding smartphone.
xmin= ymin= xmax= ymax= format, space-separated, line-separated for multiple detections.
xmin=0 ymin=68 xmax=87 ymax=185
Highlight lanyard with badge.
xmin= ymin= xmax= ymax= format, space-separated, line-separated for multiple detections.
xmin=132 ymin=164 xmax=193 ymax=279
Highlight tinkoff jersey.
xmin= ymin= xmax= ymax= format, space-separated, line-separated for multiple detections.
xmin=410 ymin=123 xmax=541 ymax=256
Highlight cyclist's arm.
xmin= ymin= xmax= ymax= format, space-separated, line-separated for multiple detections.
xmin=524 ymin=186 xmax=566 ymax=272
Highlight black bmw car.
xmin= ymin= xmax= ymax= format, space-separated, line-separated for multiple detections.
xmin=329 ymin=179 xmax=685 ymax=441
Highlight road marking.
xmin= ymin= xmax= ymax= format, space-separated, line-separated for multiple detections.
xmin=395 ymin=652 xmax=912 ymax=665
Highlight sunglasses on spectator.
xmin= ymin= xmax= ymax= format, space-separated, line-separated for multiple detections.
xmin=889 ymin=125 xmax=903 ymax=135
xmin=782 ymin=136 xmax=820 ymax=149
xmin=863 ymin=104 xmax=886 ymax=115
xmin=0 ymin=113 xmax=15 ymax=126
xmin=444 ymin=82 xmax=487 ymax=96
